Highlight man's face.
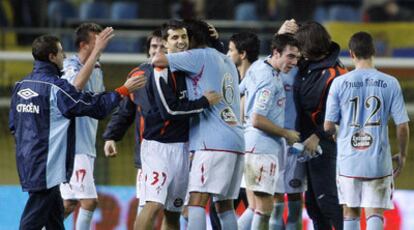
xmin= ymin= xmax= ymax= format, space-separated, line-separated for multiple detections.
xmin=274 ymin=45 xmax=300 ymax=73
xmin=164 ymin=28 xmax=189 ymax=53
xmin=83 ymin=32 xmax=98 ymax=55
xmin=50 ymin=42 xmax=65 ymax=70
xmin=227 ymin=41 xmax=242 ymax=67
xmin=148 ymin=37 xmax=165 ymax=58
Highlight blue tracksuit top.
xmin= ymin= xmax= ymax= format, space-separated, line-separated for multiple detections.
xmin=9 ymin=61 xmax=121 ymax=192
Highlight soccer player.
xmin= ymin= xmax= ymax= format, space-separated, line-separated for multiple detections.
xmin=9 ymin=34 xmax=145 ymax=229
xmin=135 ymin=20 xmax=221 ymax=230
xmin=238 ymin=34 xmax=301 ymax=230
xmin=324 ymin=31 xmax=410 ymax=230
xmin=152 ymin=20 xmax=245 ymax=230
xmin=227 ymin=32 xmax=260 ymax=81
xmin=270 ymin=20 xmax=305 ymax=230
xmin=226 ymin=31 xmax=261 ymax=229
xmin=59 ymin=22 xmax=113 ymax=230
xmin=102 ymin=29 xmax=165 ymax=226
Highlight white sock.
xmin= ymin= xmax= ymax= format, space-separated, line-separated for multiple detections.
xmin=76 ymin=208 xmax=94 ymax=230
xmin=269 ymin=202 xmax=284 ymax=230
xmin=251 ymin=211 xmax=270 ymax=230
xmin=286 ymin=200 xmax=302 ymax=230
xmin=367 ymin=215 xmax=384 ymax=230
xmin=180 ymin=215 xmax=188 ymax=230
xmin=218 ymin=210 xmax=237 ymax=230
xmin=188 ymin=206 xmax=206 ymax=230
xmin=238 ymin=208 xmax=254 ymax=230
xmin=344 ymin=217 xmax=360 ymax=230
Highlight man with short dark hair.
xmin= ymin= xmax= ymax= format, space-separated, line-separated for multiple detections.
xmin=9 ymin=34 xmax=146 ymax=229
xmin=153 ymin=20 xmax=244 ymax=230
xmin=238 ymin=34 xmax=301 ymax=230
xmin=103 ymin=29 xmax=165 ymax=226
xmin=59 ymin=22 xmax=114 ymax=230
xmin=134 ymin=20 xmax=221 ymax=230
xmin=324 ymin=31 xmax=410 ymax=230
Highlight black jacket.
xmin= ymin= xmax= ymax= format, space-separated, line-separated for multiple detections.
xmin=103 ymin=63 xmax=209 ymax=167
xmin=294 ymin=42 xmax=347 ymax=142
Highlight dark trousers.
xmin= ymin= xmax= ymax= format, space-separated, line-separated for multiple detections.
xmin=20 ymin=185 xmax=64 ymax=230
xmin=305 ymin=140 xmax=343 ymax=230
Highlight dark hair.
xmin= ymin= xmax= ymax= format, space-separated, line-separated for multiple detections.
xmin=32 ymin=35 xmax=60 ymax=62
xmin=295 ymin=21 xmax=331 ymax=60
xmin=229 ymin=32 xmax=260 ymax=63
xmin=271 ymin=33 xmax=299 ymax=54
xmin=348 ymin=31 xmax=375 ymax=59
xmin=145 ymin=29 xmax=162 ymax=57
xmin=74 ymin=22 xmax=103 ymax=50
xmin=184 ymin=19 xmax=210 ymax=48
xmin=161 ymin=20 xmax=186 ymax=40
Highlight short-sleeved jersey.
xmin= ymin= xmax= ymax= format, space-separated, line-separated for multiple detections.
xmin=167 ymin=48 xmax=244 ymax=153
xmin=241 ymin=59 xmax=286 ymax=154
xmin=281 ymin=67 xmax=298 ymax=130
xmin=62 ymin=55 xmax=105 ymax=157
xmin=325 ymin=68 xmax=409 ymax=178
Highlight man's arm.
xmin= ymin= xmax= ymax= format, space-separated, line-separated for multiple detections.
xmin=324 ymin=121 xmax=336 ymax=137
xmin=252 ymin=113 xmax=300 ymax=145
xmin=152 ymin=68 xmax=220 ymax=120
xmin=70 ymin=27 xmax=114 ymax=90
xmin=393 ymin=122 xmax=410 ymax=177
xmin=152 ymin=52 xmax=169 ymax=68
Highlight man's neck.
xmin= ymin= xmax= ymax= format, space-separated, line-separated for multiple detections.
xmin=354 ymin=58 xmax=374 ymax=69
xmin=78 ymin=50 xmax=90 ymax=65
xmin=238 ymin=61 xmax=252 ymax=80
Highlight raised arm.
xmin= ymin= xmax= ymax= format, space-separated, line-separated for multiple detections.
xmin=71 ymin=27 xmax=114 ymax=90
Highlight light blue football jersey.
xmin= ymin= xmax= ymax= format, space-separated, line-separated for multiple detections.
xmin=325 ymin=68 xmax=409 ymax=178
xmin=242 ymin=59 xmax=286 ymax=154
xmin=167 ymin=48 xmax=244 ymax=153
xmin=62 ymin=55 xmax=105 ymax=157
xmin=280 ymin=67 xmax=298 ymax=130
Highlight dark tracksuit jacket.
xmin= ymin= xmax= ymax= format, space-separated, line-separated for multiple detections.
xmin=103 ymin=62 xmax=210 ymax=167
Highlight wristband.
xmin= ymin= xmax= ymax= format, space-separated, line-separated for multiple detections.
xmin=115 ymin=86 xmax=129 ymax=97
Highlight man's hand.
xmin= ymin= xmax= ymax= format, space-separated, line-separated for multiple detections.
xmin=285 ymin=129 xmax=300 ymax=145
xmin=303 ymin=134 xmax=320 ymax=156
xmin=104 ymin=140 xmax=117 ymax=157
xmin=207 ymin=23 xmax=219 ymax=40
xmin=277 ymin=19 xmax=298 ymax=35
xmin=123 ymin=74 xmax=147 ymax=92
xmin=92 ymin=27 xmax=115 ymax=57
xmin=393 ymin=153 xmax=406 ymax=178
xmin=203 ymin=91 xmax=222 ymax=105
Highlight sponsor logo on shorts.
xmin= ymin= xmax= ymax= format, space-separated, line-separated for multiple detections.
xmin=289 ymin=179 xmax=302 ymax=188
xmin=173 ymin=198 xmax=183 ymax=207
xmin=351 ymin=130 xmax=373 ymax=150
xmin=220 ymin=107 xmax=238 ymax=126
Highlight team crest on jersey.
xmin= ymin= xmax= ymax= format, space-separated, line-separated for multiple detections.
xmin=17 ymin=88 xmax=39 ymax=100
xmin=351 ymin=130 xmax=373 ymax=150
xmin=220 ymin=107 xmax=238 ymax=126
xmin=255 ymin=89 xmax=271 ymax=110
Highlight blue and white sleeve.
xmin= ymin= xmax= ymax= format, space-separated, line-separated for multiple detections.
xmin=391 ymin=80 xmax=410 ymax=125
xmin=166 ymin=50 xmax=203 ymax=76
xmin=251 ymin=80 xmax=276 ymax=117
xmin=325 ymin=79 xmax=340 ymax=123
